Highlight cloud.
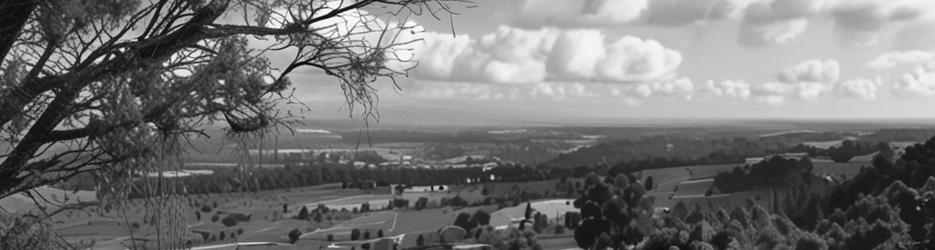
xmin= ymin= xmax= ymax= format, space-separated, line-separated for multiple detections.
xmin=701 ymin=80 xmax=752 ymax=100
xmin=867 ymin=50 xmax=935 ymax=69
xmin=701 ymin=59 xmax=855 ymax=105
xmin=738 ymin=0 xmax=819 ymax=46
xmin=777 ymin=59 xmax=840 ymax=83
xmin=645 ymin=0 xmax=757 ymax=26
xmin=894 ymin=65 xmax=935 ymax=97
xmin=513 ymin=0 xmax=648 ymax=27
xmin=826 ymin=0 xmax=935 ymax=46
xmin=633 ymin=78 xmax=695 ymax=99
xmin=837 ymin=77 xmax=880 ymax=99
xmin=410 ymin=26 xmax=683 ymax=84
xmin=402 ymin=79 xmax=694 ymax=103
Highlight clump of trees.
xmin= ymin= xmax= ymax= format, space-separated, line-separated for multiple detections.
xmin=713 ymin=156 xmax=814 ymax=193
xmin=453 ymin=210 xmax=491 ymax=232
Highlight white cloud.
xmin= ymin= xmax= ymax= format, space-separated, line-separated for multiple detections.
xmin=867 ymin=50 xmax=935 ymax=69
xmin=645 ymin=0 xmax=758 ymax=26
xmin=895 ymin=65 xmax=935 ymax=97
xmin=633 ymin=78 xmax=695 ymax=99
xmin=837 ymin=77 xmax=880 ymax=99
xmin=593 ymin=36 xmax=684 ymax=82
xmin=777 ymin=59 xmax=840 ymax=83
xmin=701 ymin=80 xmax=752 ymax=100
xmin=514 ymin=0 xmax=649 ymax=27
xmin=739 ymin=18 xmax=810 ymax=46
xmin=410 ymin=26 xmax=683 ymax=84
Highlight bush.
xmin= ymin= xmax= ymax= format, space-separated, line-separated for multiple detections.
xmin=473 ymin=210 xmax=491 ymax=226
xmin=221 ymin=216 xmax=238 ymax=227
xmin=351 ymin=228 xmax=361 ymax=240
xmin=288 ymin=229 xmax=301 ymax=244
xmin=201 ymin=204 xmax=213 ymax=213
xmin=211 ymin=214 xmax=220 ymax=222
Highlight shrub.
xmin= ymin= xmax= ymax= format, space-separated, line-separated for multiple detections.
xmin=351 ymin=229 xmax=361 ymax=240
xmin=201 ymin=204 xmax=213 ymax=213
xmin=288 ymin=229 xmax=301 ymax=244
xmin=211 ymin=214 xmax=220 ymax=222
xmin=221 ymin=216 xmax=238 ymax=227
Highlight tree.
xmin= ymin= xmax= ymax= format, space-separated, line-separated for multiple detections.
xmin=351 ymin=228 xmax=361 ymax=241
xmin=645 ymin=176 xmax=654 ymax=191
xmin=0 ymin=0 xmax=464 ymax=203
xmin=297 ymin=206 xmax=309 ymax=220
xmin=453 ymin=212 xmax=476 ymax=232
xmin=288 ymin=229 xmax=301 ymax=244
xmin=473 ymin=210 xmax=491 ymax=226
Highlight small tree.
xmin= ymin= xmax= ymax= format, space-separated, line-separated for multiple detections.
xmin=297 ymin=206 xmax=310 ymax=220
xmin=288 ymin=229 xmax=301 ymax=244
xmin=351 ymin=228 xmax=361 ymax=241
xmin=454 ymin=213 xmax=476 ymax=231
xmin=473 ymin=210 xmax=491 ymax=226
xmin=363 ymin=231 xmax=371 ymax=239
xmin=416 ymin=234 xmax=425 ymax=246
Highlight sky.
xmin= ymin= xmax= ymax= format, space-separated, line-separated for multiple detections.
xmin=269 ymin=0 xmax=935 ymax=125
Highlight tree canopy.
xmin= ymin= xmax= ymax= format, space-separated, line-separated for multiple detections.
xmin=0 ymin=0 xmax=463 ymax=200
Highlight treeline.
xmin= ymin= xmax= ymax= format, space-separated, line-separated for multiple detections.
xmin=542 ymin=136 xmax=803 ymax=168
xmin=713 ymin=156 xmax=814 ymax=193
xmin=790 ymin=140 xmax=891 ymax=163
xmin=123 ymin=163 xmax=556 ymax=198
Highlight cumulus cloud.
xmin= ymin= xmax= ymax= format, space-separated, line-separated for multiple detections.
xmin=777 ymin=60 xmax=840 ymax=83
xmin=700 ymin=59 xmax=868 ymax=105
xmin=837 ymin=77 xmax=881 ymax=99
xmin=701 ymin=80 xmax=752 ymax=100
xmin=410 ymin=26 xmax=683 ymax=84
xmin=894 ymin=65 xmax=935 ymax=97
xmin=633 ymin=78 xmax=695 ymax=99
xmin=867 ymin=50 xmax=935 ymax=69
xmin=513 ymin=0 xmax=648 ymax=27
xmin=508 ymin=0 xmax=935 ymax=47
